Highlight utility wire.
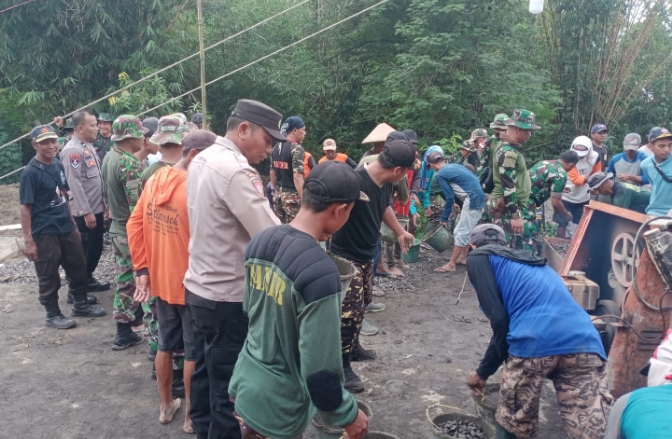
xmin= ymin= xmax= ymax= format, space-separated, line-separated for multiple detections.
xmin=139 ymin=0 xmax=391 ymax=117
xmin=0 ymin=0 xmax=392 ymax=181
xmin=0 ymin=0 xmax=311 ymax=153
xmin=0 ymin=0 xmax=36 ymax=15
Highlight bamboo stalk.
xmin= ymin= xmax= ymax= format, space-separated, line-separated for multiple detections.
xmin=197 ymin=0 xmax=207 ymax=126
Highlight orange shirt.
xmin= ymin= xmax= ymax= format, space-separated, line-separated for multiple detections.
xmin=304 ymin=151 xmax=313 ymax=178
xmin=127 ymin=166 xmax=190 ymax=305
xmin=319 ymin=153 xmax=349 ymax=164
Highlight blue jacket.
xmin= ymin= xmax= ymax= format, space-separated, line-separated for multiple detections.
xmin=466 ymin=245 xmax=606 ymax=379
xmin=435 ymin=164 xmax=485 ymax=222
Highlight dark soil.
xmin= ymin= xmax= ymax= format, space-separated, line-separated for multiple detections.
xmin=435 ymin=420 xmax=487 ymax=439
xmin=550 ymin=242 xmax=570 ymax=258
xmin=0 ymin=186 xmax=568 ymax=438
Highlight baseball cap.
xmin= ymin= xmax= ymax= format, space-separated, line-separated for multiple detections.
xmin=471 ymin=128 xmax=488 ymax=139
xmin=304 ymin=161 xmax=369 ymax=204
xmin=191 ymin=112 xmax=212 ymax=125
xmin=141 ymin=117 xmax=159 ymax=139
xmin=323 ymin=138 xmax=337 ymax=151
xmin=587 ymin=172 xmax=613 ymax=189
xmin=426 ymin=151 xmax=445 ymax=165
xmin=468 ymin=224 xmax=506 ymax=246
xmin=230 ymin=99 xmax=286 ymax=142
xmin=30 ymin=125 xmax=59 ymax=142
xmin=386 ymin=130 xmax=409 ymax=143
xmin=571 ymin=135 xmax=592 ymax=157
xmin=649 ymin=127 xmax=663 ymax=143
xmin=281 ymin=116 xmax=305 ymax=135
xmin=111 ymin=115 xmax=149 ymax=142
xmin=649 ymin=127 xmax=672 ymax=143
xmin=150 ymin=114 xmax=189 ymax=146
xmin=622 ymin=133 xmax=641 ymax=150
xmin=183 ymin=130 xmax=217 ymax=153
xmin=381 ymin=139 xmax=416 ymax=168
xmin=402 ymin=129 xmax=418 ymax=145
xmin=591 ymin=123 xmax=608 ymax=134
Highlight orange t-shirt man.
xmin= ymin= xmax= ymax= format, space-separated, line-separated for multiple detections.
xmin=127 ymin=166 xmax=190 ymax=304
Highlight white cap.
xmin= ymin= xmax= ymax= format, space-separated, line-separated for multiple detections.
xmin=571 ymin=135 xmax=592 ymax=157
xmin=323 ymin=138 xmax=337 ymax=151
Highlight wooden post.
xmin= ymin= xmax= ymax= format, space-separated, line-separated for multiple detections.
xmin=197 ymin=0 xmax=207 ymax=126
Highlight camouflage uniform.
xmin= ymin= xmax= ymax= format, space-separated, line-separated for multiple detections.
xmin=57 ymin=118 xmax=73 ymax=150
xmin=102 ymin=116 xmax=147 ymax=324
xmin=497 ymin=354 xmax=612 ymax=438
xmin=273 ymin=143 xmax=304 ymax=224
xmin=447 ymin=140 xmax=478 ymax=169
xmin=488 ymin=109 xmax=539 ymax=249
xmin=93 ymin=113 xmax=114 ymax=161
xmin=523 ymin=160 xmax=568 ymax=252
xmin=340 ymin=261 xmax=373 ymax=356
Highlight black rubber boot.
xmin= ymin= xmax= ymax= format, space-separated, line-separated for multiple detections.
xmin=66 ymin=293 xmax=98 ymax=304
xmin=87 ymin=278 xmax=111 ymax=292
xmin=113 ymin=322 xmax=144 ymax=351
xmin=496 ymin=422 xmax=516 ymax=439
xmin=351 ymin=341 xmax=377 ymax=362
xmin=342 ymin=354 xmax=364 ymax=393
xmin=71 ymin=294 xmax=106 ymax=317
xmin=44 ymin=303 xmax=76 ymax=329
xmin=148 ymin=348 xmax=157 ymax=362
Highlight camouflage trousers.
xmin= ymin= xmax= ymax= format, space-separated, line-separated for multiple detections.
xmin=496 ymin=354 xmax=613 ymax=439
xmin=341 ymin=260 xmax=373 ymax=355
xmin=486 ymin=197 xmax=538 ymax=253
xmin=273 ymin=188 xmax=300 ymax=224
xmin=111 ymin=236 xmax=141 ymax=323
xmin=142 ymin=297 xmax=159 ymax=352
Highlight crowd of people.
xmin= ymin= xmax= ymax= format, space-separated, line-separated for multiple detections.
xmin=16 ymin=100 xmax=672 ymax=439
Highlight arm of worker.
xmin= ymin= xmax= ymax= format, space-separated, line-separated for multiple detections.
xmin=298 ymin=281 xmax=360 ymax=429
xmin=498 ymin=149 xmax=521 ymax=218
xmin=346 ymin=157 xmax=358 ymax=169
xmin=382 ymin=206 xmax=414 ymax=253
xmin=270 ymin=168 xmax=277 ymax=189
xmin=436 ymin=175 xmax=455 ymax=223
xmin=127 ymin=190 xmax=151 ymax=302
xmin=60 ymin=148 xmax=93 ymax=217
xmin=225 ymin=170 xmax=281 ymax=238
xmin=19 ymin=204 xmax=37 ymax=261
xmin=395 ymin=175 xmax=410 ymax=204
xmin=603 ymin=393 xmax=630 ymax=439
xmin=466 ymin=254 xmax=510 ymax=380
xmin=410 ymin=166 xmax=421 ymax=198
xmin=291 ymin=145 xmax=306 ymax=199
xmin=551 ymin=196 xmax=572 ymax=221
xmin=566 ymin=166 xmax=588 ymax=186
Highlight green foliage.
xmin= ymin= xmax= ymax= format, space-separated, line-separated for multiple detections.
xmin=108 ymin=71 xmax=183 ymax=116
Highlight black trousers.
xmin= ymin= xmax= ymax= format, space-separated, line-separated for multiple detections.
xmin=186 ymin=289 xmax=248 ymax=439
xmin=74 ymin=212 xmax=105 ymax=278
xmin=34 ymin=230 xmax=88 ymax=308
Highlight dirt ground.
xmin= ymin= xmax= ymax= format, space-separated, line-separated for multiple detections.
xmin=0 ymin=183 xmax=21 ymax=235
xmin=0 ymin=181 xmax=568 ymax=438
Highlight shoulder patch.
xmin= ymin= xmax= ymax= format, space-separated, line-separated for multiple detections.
xmin=70 ymin=153 xmax=81 ymax=169
xmin=246 ymin=171 xmax=264 ymax=197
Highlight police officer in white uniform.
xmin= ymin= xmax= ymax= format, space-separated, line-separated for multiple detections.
xmin=60 ymin=110 xmax=110 ymax=294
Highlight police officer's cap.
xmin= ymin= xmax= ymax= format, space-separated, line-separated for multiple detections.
xmin=230 ymin=99 xmax=286 ymax=142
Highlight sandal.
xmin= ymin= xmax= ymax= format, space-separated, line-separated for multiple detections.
xmin=433 ymin=266 xmax=456 ymax=273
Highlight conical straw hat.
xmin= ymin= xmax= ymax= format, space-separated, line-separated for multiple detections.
xmin=362 ymin=122 xmax=395 ymax=144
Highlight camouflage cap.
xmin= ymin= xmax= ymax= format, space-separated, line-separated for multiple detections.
xmin=471 ymin=128 xmax=488 ymax=139
xmin=98 ymin=113 xmax=114 ymax=122
xmin=461 ymin=139 xmax=476 ymax=151
xmin=504 ymin=109 xmax=540 ymax=131
xmin=150 ymin=114 xmax=189 ymax=146
xmin=111 ymin=115 xmax=149 ymax=142
xmin=490 ymin=113 xmax=509 ymax=130
xmin=63 ymin=118 xmax=74 ymax=130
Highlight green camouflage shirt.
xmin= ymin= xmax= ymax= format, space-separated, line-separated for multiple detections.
xmin=491 ymin=142 xmax=531 ymax=218
xmin=291 ymin=144 xmax=305 ymax=175
xmin=527 ymin=160 xmax=568 ymax=209
xmin=57 ymin=134 xmax=71 ymax=150
xmin=101 ymin=145 xmax=143 ymax=237
xmin=93 ymin=133 xmax=113 ymax=156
